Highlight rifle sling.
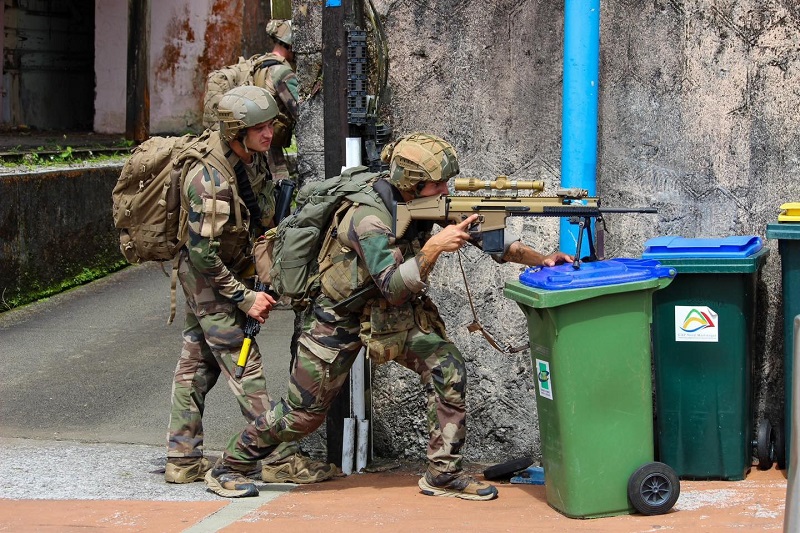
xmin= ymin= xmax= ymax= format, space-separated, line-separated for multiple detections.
xmin=456 ymin=251 xmax=528 ymax=355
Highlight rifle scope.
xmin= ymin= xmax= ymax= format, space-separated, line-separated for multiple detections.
xmin=454 ymin=176 xmax=545 ymax=193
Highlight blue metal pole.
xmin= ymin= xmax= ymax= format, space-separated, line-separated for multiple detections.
xmin=560 ymin=0 xmax=600 ymax=257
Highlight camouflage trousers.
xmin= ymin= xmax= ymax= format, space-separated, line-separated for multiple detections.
xmin=168 ymin=254 xmax=298 ymax=464
xmin=222 ymin=297 xmax=468 ymax=474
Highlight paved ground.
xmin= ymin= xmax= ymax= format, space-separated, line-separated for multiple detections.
xmin=0 ymin=437 xmax=789 ymax=532
xmin=0 ymin=262 xmax=792 ymax=532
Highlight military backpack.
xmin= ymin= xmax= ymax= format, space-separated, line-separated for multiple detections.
xmin=202 ymin=54 xmax=294 ymax=148
xmin=112 ymin=132 xmax=233 ymax=264
xmin=257 ymin=166 xmax=383 ymax=302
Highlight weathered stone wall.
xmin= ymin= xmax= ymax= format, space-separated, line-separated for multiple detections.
xmin=294 ymin=0 xmax=799 ymax=465
xmin=0 ymin=165 xmax=124 ymax=310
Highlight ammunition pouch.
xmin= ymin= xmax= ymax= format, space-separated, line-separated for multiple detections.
xmin=413 ymin=294 xmax=450 ymax=341
xmin=272 ymin=113 xmax=294 ymax=149
xmin=359 ymin=299 xmax=415 ymax=364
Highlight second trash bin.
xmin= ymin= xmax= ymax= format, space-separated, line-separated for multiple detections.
xmin=642 ymin=236 xmax=769 ymax=480
xmin=766 ymin=206 xmax=800 ymax=469
xmin=505 ymin=258 xmax=678 ymax=518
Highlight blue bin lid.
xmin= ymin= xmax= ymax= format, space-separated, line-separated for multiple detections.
xmin=642 ymin=235 xmax=763 ymax=259
xmin=518 ymin=258 xmax=676 ymax=290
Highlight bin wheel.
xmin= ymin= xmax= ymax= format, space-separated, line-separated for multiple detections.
xmin=627 ymin=462 xmax=680 ymax=516
xmin=483 ymin=456 xmax=534 ymax=481
xmin=774 ymin=422 xmax=786 ymax=470
xmin=756 ymin=419 xmax=774 ymax=470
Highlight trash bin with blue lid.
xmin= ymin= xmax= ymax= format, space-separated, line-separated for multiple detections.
xmin=505 ymin=258 xmax=679 ymax=518
xmin=767 ymin=205 xmax=800 ymax=470
xmin=642 ymin=236 xmax=769 ymax=479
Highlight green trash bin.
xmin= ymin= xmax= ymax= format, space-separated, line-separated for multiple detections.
xmin=767 ymin=210 xmax=800 ymax=469
xmin=505 ymin=258 xmax=678 ymax=518
xmin=642 ymin=236 xmax=769 ymax=480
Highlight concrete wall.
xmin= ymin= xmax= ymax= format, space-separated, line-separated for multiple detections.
xmin=292 ymin=0 xmax=800 ymax=465
xmin=0 ymin=165 xmax=124 ymax=309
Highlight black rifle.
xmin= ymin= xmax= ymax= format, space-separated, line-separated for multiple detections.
xmin=235 ymin=179 xmax=297 ymax=380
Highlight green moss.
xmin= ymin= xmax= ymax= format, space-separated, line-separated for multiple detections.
xmin=0 ymin=150 xmax=129 ymax=171
xmin=2 ymin=260 xmax=129 ymax=312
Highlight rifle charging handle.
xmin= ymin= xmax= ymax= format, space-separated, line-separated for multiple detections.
xmin=455 ymin=176 xmax=545 ymax=193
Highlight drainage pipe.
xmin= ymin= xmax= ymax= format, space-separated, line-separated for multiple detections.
xmin=559 ymin=0 xmax=600 ymax=256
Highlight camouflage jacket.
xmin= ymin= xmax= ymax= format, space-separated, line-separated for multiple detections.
xmin=181 ymin=131 xmax=270 ymax=313
xmin=320 ymin=178 xmax=428 ymax=309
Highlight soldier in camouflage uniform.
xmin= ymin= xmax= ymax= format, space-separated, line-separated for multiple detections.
xmin=204 ymin=133 xmax=573 ymax=500
xmin=260 ymin=19 xmax=298 ymax=182
xmin=165 ymin=85 xmax=336 ymax=486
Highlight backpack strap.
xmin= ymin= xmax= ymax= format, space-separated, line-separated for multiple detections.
xmin=251 ymin=57 xmax=284 ymax=87
xmin=316 ymin=199 xmax=355 ymax=277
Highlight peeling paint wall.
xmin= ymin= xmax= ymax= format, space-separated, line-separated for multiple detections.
xmin=94 ymin=0 xmax=266 ymax=135
xmin=93 ymin=0 xmax=127 ymax=133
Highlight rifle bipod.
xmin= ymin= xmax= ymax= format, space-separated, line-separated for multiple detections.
xmin=570 ymin=215 xmax=604 ymax=269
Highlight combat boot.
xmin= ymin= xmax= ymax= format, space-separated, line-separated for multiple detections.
xmin=261 ymin=453 xmax=338 ymax=484
xmin=418 ymin=468 xmax=499 ymax=501
xmin=164 ymin=457 xmax=211 ymax=484
xmin=204 ymin=460 xmax=259 ymax=498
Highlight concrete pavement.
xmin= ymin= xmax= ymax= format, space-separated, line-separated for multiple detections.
xmin=0 ymin=264 xmax=792 ymax=531
xmin=0 ymin=435 xmax=789 ymax=532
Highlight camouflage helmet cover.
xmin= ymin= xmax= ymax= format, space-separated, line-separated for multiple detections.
xmin=266 ymin=19 xmax=292 ymax=47
xmin=380 ymin=133 xmax=460 ymax=192
xmin=217 ymin=86 xmax=279 ymax=142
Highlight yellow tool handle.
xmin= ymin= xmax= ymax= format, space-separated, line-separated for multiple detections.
xmin=235 ymin=338 xmax=252 ymax=379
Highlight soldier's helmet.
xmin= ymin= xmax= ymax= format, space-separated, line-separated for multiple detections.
xmin=380 ymin=133 xmax=460 ymax=192
xmin=266 ymin=19 xmax=293 ymax=47
xmin=217 ymin=86 xmax=279 ymax=142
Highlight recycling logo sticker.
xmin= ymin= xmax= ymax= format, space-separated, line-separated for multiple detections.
xmin=536 ymin=359 xmax=553 ymax=400
xmin=674 ymin=305 xmax=718 ymax=343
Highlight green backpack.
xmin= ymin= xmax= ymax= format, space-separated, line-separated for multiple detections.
xmin=266 ymin=166 xmax=383 ymax=301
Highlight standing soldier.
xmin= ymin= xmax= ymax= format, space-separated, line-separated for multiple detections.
xmin=165 ymin=86 xmax=336 ymax=486
xmin=260 ymin=19 xmax=298 ymax=182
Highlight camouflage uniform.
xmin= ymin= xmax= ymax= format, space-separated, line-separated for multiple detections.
xmin=219 ymin=173 xmax=469 ymax=475
xmin=254 ymin=53 xmax=298 ymax=181
xmin=167 ymin=130 xmax=298 ymax=465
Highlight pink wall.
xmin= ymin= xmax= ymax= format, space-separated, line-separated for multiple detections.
xmin=93 ymin=0 xmax=127 ymax=133
xmin=94 ymin=0 xmax=237 ymax=135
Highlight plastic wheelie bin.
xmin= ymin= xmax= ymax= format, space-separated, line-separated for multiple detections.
xmin=642 ymin=236 xmax=769 ymax=480
xmin=767 ymin=203 xmax=800 ymax=469
xmin=504 ymin=258 xmax=679 ymax=518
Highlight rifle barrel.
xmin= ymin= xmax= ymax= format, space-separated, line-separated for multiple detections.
xmin=599 ymin=207 xmax=658 ymax=214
